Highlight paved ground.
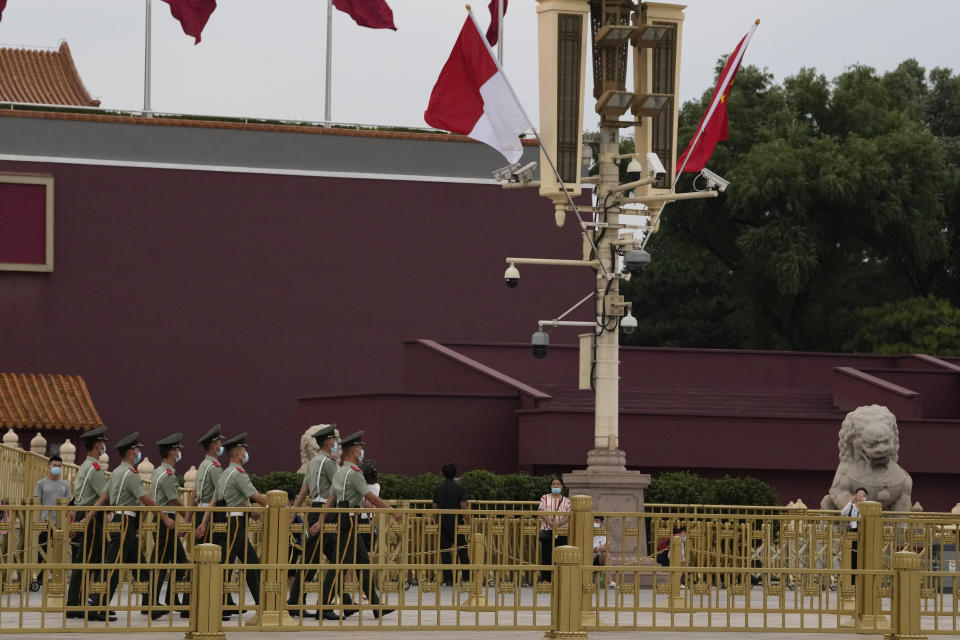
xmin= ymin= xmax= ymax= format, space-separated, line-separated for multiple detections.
xmin=0 ymin=632 xmax=917 ymax=639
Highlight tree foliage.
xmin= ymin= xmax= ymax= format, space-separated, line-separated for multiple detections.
xmin=623 ymin=60 xmax=960 ymax=354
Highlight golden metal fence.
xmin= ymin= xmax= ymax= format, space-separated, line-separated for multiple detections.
xmin=0 ymin=495 xmax=958 ymax=637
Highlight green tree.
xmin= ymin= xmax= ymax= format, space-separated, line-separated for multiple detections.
xmin=848 ymin=296 xmax=960 ymax=355
xmin=623 ymin=60 xmax=960 ymax=352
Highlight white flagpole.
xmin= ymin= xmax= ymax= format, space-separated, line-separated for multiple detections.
xmin=143 ymin=0 xmax=152 ymax=116
xmin=497 ymin=0 xmax=504 ymax=63
xmin=324 ymin=0 xmax=333 ymax=122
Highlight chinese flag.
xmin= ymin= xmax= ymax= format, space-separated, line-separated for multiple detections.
xmin=676 ymin=22 xmax=757 ymax=173
xmin=162 ymin=0 xmax=217 ymax=45
xmin=333 ymin=0 xmax=396 ymax=30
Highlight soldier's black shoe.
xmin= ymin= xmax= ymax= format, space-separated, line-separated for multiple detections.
xmin=88 ymin=611 xmax=117 ymax=622
xmin=289 ymin=609 xmax=318 ymax=619
xmin=221 ymin=608 xmax=238 ymax=620
xmin=321 ymin=610 xmax=341 ymax=621
xmin=342 ymin=608 xmax=358 ymax=618
xmin=150 ymin=610 xmax=169 ymax=620
xmin=372 ymin=608 xmax=396 ymax=619
xmin=65 ymin=612 xmax=85 ymax=619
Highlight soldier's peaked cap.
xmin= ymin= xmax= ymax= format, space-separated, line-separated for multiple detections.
xmin=223 ymin=432 xmax=249 ymax=451
xmin=340 ymin=431 xmax=364 ymax=448
xmin=80 ymin=425 xmax=107 ymax=444
xmin=157 ymin=432 xmax=184 ymax=447
xmin=312 ymin=424 xmax=338 ymax=443
xmin=197 ymin=424 xmax=223 ymax=446
xmin=115 ymin=432 xmax=143 ymax=452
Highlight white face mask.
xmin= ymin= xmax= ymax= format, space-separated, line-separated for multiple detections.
xmin=242 ymin=451 xmax=249 ymax=465
xmin=175 ymin=451 xmax=182 ymax=463
xmin=216 ymin=446 xmax=224 ymax=457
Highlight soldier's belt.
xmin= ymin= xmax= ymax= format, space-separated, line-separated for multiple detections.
xmin=116 ymin=511 xmax=138 ymax=518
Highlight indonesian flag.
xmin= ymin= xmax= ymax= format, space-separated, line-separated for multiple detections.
xmin=424 ymin=14 xmax=530 ymax=164
xmin=162 ymin=0 xmax=217 ymax=45
xmin=676 ymin=20 xmax=758 ymax=173
xmin=0 ymin=0 xmax=7 ymax=22
xmin=486 ymin=0 xmax=507 ymax=46
xmin=334 ymin=0 xmax=396 ymax=30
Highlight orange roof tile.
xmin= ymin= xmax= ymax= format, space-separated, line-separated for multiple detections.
xmin=0 ymin=41 xmax=99 ymax=107
xmin=0 ymin=373 xmax=104 ymax=432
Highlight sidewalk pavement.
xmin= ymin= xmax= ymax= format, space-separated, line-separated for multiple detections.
xmin=0 ymin=632 xmax=914 ymax=640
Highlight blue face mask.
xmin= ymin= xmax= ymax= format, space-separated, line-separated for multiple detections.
xmin=216 ymin=446 xmax=224 ymax=457
xmin=175 ymin=451 xmax=182 ymax=463
xmin=358 ymin=449 xmax=365 ymax=463
xmin=50 ymin=466 xmax=62 ymax=477
xmin=242 ymin=451 xmax=249 ymax=465
xmin=330 ymin=443 xmax=339 ymax=456
xmin=133 ymin=451 xmax=142 ymax=465
xmin=551 ymin=487 xmax=562 ymax=494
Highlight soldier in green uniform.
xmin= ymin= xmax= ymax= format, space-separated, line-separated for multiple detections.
xmin=192 ymin=424 xmax=224 ymax=543
xmin=66 ymin=426 xmax=111 ymax=619
xmin=287 ymin=425 xmax=350 ymax=620
xmin=94 ymin=432 xmax=175 ymax=617
xmin=321 ymin=431 xmax=399 ymax=620
xmin=214 ymin=433 xmax=268 ymax=618
xmin=149 ymin=433 xmax=190 ymax=619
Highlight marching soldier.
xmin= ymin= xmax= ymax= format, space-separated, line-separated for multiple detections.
xmin=287 ymin=425 xmax=346 ymax=620
xmin=321 ymin=431 xmax=399 ymax=620
xmin=95 ymin=432 xmax=175 ymax=617
xmin=66 ymin=426 xmax=111 ymax=620
xmin=192 ymin=424 xmax=224 ymax=543
xmin=149 ymin=433 xmax=190 ymax=619
xmin=214 ymin=433 xmax=268 ymax=619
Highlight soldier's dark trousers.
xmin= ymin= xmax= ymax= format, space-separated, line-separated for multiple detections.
xmin=288 ymin=509 xmax=346 ymax=610
xmin=66 ymin=511 xmax=104 ymax=608
xmin=153 ymin=519 xmax=189 ymax=607
xmin=219 ymin=515 xmax=261 ymax=606
xmin=97 ymin=514 xmax=150 ymax=607
xmin=321 ymin=515 xmax=380 ymax=609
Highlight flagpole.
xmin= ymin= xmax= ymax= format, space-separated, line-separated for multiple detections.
xmin=641 ymin=19 xmax=758 ymax=250
xmin=467 ymin=7 xmax=609 ymax=278
xmin=497 ymin=0 xmax=504 ymax=63
xmin=324 ymin=0 xmax=333 ymax=122
xmin=143 ymin=0 xmax=152 ymax=116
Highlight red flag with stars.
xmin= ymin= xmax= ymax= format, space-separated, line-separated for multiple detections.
xmin=676 ymin=21 xmax=758 ymax=173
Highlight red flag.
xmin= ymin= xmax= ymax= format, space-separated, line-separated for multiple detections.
xmin=676 ymin=21 xmax=758 ymax=173
xmin=485 ymin=0 xmax=507 ymax=46
xmin=162 ymin=0 xmax=217 ymax=45
xmin=333 ymin=0 xmax=396 ymax=31
xmin=0 ymin=0 xmax=8 ymax=22
xmin=425 ymin=15 xmax=529 ymax=163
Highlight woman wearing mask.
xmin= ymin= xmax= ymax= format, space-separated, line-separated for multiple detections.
xmin=537 ymin=476 xmax=571 ymax=582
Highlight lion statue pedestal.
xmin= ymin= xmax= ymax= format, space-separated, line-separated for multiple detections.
xmin=821 ymin=405 xmax=913 ymax=512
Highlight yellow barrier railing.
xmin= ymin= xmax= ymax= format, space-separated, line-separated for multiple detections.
xmin=2 ymin=489 xmax=959 ymax=636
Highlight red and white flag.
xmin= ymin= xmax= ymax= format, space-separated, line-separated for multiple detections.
xmin=162 ymin=0 xmax=217 ymax=45
xmin=334 ymin=0 xmax=396 ymax=31
xmin=676 ymin=20 xmax=758 ymax=173
xmin=0 ymin=0 xmax=8 ymax=23
xmin=424 ymin=13 xmax=530 ymax=164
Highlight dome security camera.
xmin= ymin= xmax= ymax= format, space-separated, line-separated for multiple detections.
xmin=531 ymin=330 xmax=549 ymax=359
xmin=621 ymin=310 xmax=638 ymax=335
xmin=504 ymin=263 xmax=520 ymax=288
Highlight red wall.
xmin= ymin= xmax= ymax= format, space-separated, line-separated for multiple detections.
xmin=0 ymin=159 xmax=587 ymax=472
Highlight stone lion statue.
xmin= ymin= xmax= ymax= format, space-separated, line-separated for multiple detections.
xmin=298 ymin=424 xmax=339 ymax=473
xmin=820 ymin=405 xmax=912 ymax=512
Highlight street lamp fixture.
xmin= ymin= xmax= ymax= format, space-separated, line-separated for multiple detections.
xmin=632 ymin=23 xmax=670 ymax=47
xmin=633 ymin=93 xmax=671 ymax=117
xmin=596 ymin=89 xmax=635 ymax=117
xmin=595 ymin=23 xmax=638 ymax=44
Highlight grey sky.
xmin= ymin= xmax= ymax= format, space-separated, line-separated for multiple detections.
xmin=0 ymin=1 xmax=956 ymax=132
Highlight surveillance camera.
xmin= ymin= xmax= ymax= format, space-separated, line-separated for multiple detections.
xmin=700 ymin=167 xmax=730 ymax=192
xmin=513 ymin=161 xmax=538 ymax=183
xmin=493 ymin=162 xmax=521 ymax=183
xmin=531 ymin=330 xmax=549 ymax=359
xmin=504 ymin=263 xmax=520 ymax=288
xmin=623 ymin=248 xmax=651 ymax=274
xmin=625 ymin=157 xmax=644 ymax=181
xmin=646 ymin=152 xmax=667 ymax=180
xmin=620 ymin=310 xmax=637 ymax=335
